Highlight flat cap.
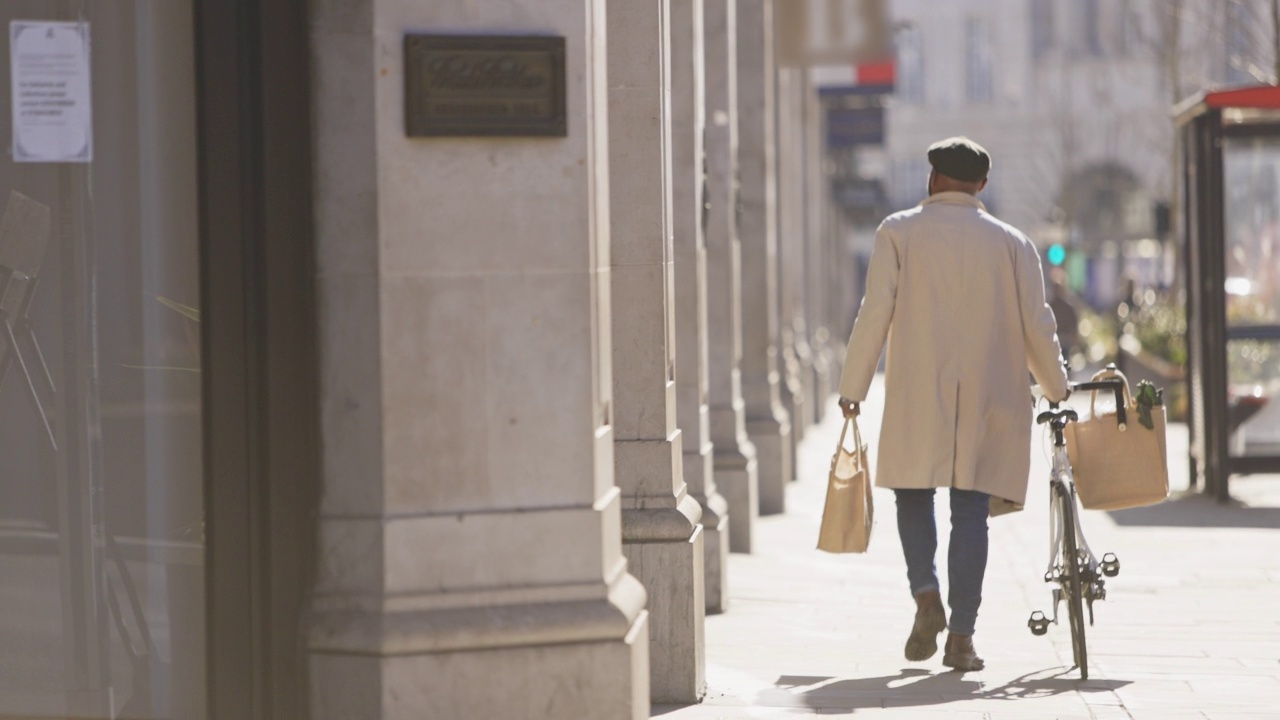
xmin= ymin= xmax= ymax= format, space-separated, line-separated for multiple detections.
xmin=927 ymin=136 xmax=990 ymax=182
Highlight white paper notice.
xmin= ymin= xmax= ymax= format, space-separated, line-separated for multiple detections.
xmin=10 ymin=21 xmax=93 ymax=163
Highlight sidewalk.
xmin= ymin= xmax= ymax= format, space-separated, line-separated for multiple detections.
xmin=655 ymin=376 xmax=1280 ymax=719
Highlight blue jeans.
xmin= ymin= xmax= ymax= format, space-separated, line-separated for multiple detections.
xmin=894 ymin=488 xmax=989 ymax=636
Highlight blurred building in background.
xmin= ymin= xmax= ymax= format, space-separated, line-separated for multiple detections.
xmin=871 ymin=0 xmax=1280 ymax=310
xmin=810 ymin=0 xmax=1280 ymax=495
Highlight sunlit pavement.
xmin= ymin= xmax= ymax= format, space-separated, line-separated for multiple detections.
xmin=655 ymin=376 xmax=1280 ymax=719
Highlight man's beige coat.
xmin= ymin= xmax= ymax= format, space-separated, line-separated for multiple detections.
xmin=838 ymin=192 xmax=1070 ymax=508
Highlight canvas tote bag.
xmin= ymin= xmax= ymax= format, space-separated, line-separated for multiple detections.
xmin=817 ymin=415 xmax=874 ymax=553
xmin=1064 ymin=368 xmax=1170 ymax=511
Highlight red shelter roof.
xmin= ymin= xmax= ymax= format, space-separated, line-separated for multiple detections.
xmin=1176 ymin=85 xmax=1280 ymax=125
xmin=1204 ymin=85 xmax=1280 ymax=109
xmin=1172 ymin=83 xmax=1280 ymax=124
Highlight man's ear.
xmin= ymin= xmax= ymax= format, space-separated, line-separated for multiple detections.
xmin=927 ymin=169 xmax=936 ymax=195
xmin=978 ymin=178 xmax=988 ymax=193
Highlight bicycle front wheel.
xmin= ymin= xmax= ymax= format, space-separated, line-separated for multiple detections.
xmin=1057 ymin=483 xmax=1089 ymax=679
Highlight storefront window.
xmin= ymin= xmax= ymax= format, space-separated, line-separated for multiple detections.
xmin=0 ymin=3 xmax=202 ymax=717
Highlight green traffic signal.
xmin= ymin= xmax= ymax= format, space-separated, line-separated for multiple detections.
xmin=1047 ymin=244 xmax=1066 ymax=266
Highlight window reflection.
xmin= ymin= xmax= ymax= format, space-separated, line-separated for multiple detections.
xmin=1224 ymin=137 xmax=1280 ymax=459
xmin=1227 ymin=339 xmax=1280 ymax=457
xmin=0 ymin=2 xmax=203 ymax=718
xmin=1223 ymin=137 xmax=1280 ymax=328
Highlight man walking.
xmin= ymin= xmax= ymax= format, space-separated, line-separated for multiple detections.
xmin=837 ymin=137 xmax=1069 ymax=671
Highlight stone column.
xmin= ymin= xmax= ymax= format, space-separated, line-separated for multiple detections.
xmin=704 ymin=0 xmax=759 ymax=553
xmin=608 ymin=0 xmax=707 ymax=704
xmin=671 ymin=0 xmax=731 ymax=614
xmin=735 ymin=0 xmax=792 ymax=513
xmin=306 ymin=2 xmax=649 ymax=718
xmin=825 ymin=162 xmax=850 ymax=381
xmin=770 ymin=71 xmax=799 ymax=479
xmin=802 ymin=75 xmax=833 ymax=422
xmin=775 ymin=66 xmax=809 ymax=452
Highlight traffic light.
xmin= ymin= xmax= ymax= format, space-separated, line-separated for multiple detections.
xmin=1047 ymin=244 xmax=1066 ymax=266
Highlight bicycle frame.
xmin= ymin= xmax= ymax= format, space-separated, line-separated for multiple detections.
xmin=1028 ymin=377 xmax=1125 ymax=679
xmin=1045 ymin=447 xmax=1099 ymax=593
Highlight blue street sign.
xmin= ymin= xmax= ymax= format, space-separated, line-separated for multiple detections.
xmin=826 ymin=106 xmax=885 ymax=148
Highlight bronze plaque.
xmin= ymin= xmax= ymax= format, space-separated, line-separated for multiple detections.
xmin=405 ymin=35 xmax=567 ymax=137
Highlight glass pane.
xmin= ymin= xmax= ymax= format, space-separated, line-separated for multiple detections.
xmin=1227 ymin=339 xmax=1280 ymax=457
xmin=0 ymin=3 xmax=203 ymax=718
xmin=1223 ymin=137 xmax=1280 ymax=327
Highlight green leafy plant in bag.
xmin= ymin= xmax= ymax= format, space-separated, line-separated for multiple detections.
xmin=1134 ymin=380 xmax=1163 ymax=430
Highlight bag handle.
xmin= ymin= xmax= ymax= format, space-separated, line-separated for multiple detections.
xmin=837 ymin=415 xmax=865 ymax=459
xmin=1087 ymin=367 xmax=1133 ymax=431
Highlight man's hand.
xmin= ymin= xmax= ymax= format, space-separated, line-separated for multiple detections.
xmin=838 ymin=397 xmax=860 ymax=418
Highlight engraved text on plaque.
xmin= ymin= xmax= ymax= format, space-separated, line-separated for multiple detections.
xmin=405 ymin=35 xmax=567 ymax=137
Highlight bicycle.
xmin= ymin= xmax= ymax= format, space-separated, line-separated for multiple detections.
xmin=1025 ymin=375 xmax=1125 ymax=681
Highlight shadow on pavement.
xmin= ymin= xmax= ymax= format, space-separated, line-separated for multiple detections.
xmin=1107 ymin=491 xmax=1280 ymax=529
xmin=766 ymin=668 xmax=1129 ymax=714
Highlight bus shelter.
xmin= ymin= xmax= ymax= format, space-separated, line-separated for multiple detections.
xmin=1177 ymin=86 xmax=1280 ymax=500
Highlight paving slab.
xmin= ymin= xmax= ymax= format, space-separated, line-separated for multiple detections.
xmin=654 ymin=376 xmax=1280 ymax=719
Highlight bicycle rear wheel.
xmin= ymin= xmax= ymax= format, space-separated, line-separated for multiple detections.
xmin=1057 ymin=483 xmax=1089 ymax=679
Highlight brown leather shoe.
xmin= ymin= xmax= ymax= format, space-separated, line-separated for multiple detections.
xmin=942 ymin=632 xmax=985 ymax=671
xmin=904 ymin=590 xmax=947 ymax=661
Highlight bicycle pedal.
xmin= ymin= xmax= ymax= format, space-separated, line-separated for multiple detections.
xmin=1027 ymin=610 xmax=1050 ymax=636
xmin=1100 ymin=552 xmax=1120 ymax=577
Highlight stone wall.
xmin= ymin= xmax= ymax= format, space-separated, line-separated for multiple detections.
xmin=305 ymin=0 xmax=854 ymax=715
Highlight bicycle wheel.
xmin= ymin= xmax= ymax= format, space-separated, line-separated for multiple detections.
xmin=1057 ymin=483 xmax=1089 ymax=679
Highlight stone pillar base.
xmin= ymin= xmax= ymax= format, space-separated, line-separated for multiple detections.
xmin=811 ymin=346 xmax=833 ymax=425
xmin=623 ymin=505 xmax=706 ymax=703
xmin=748 ymin=413 xmax=792 ymax=514
xmin=797 ymin=354 xmax=817 ymax=430
xmin=701 ymin=503 xmax=730 ymax=614
xmin=783 ymin=354 xmax=807 ymax=456
xmin=311 ymin=613 xmax=650 ymax=720
xmin=714 ymin=449 xmax=758 ymax=553
xmin=617 ymin=435 xmax=705 ymax=704
xmin=685 ymin=443 xmax=730 ymax=613
xmin=829 ymin=338 xmax=847 ymax=384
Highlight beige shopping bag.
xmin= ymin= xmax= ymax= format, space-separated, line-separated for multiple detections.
xmin=817 ymin=415 xmax=874 ymax=553
xmin=1064 ymin=368 xmax=1170 ymax=511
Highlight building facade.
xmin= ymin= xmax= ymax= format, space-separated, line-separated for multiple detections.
xmin=0 ymin=0 xmax=875 ymax=717
xmin=880 ymin=0 xmax=1279 ymax=306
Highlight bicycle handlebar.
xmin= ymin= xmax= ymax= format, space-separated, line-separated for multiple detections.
xmin=1050 ymin=376 xmax=1129 ymax=428
xmin=1069 ymin=378 xmax=1126 ymax=394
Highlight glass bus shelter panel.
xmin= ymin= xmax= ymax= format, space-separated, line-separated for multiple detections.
xmin=1222 ymin=136 xmax=1280 ymax=461
xmin=1226 ymin=338 xmax=1280 ymax=456
xmin=1223 ymin=137 xmax=1280 ymax=328
xmin=0 ymin=2 xmax=203 ymax=719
